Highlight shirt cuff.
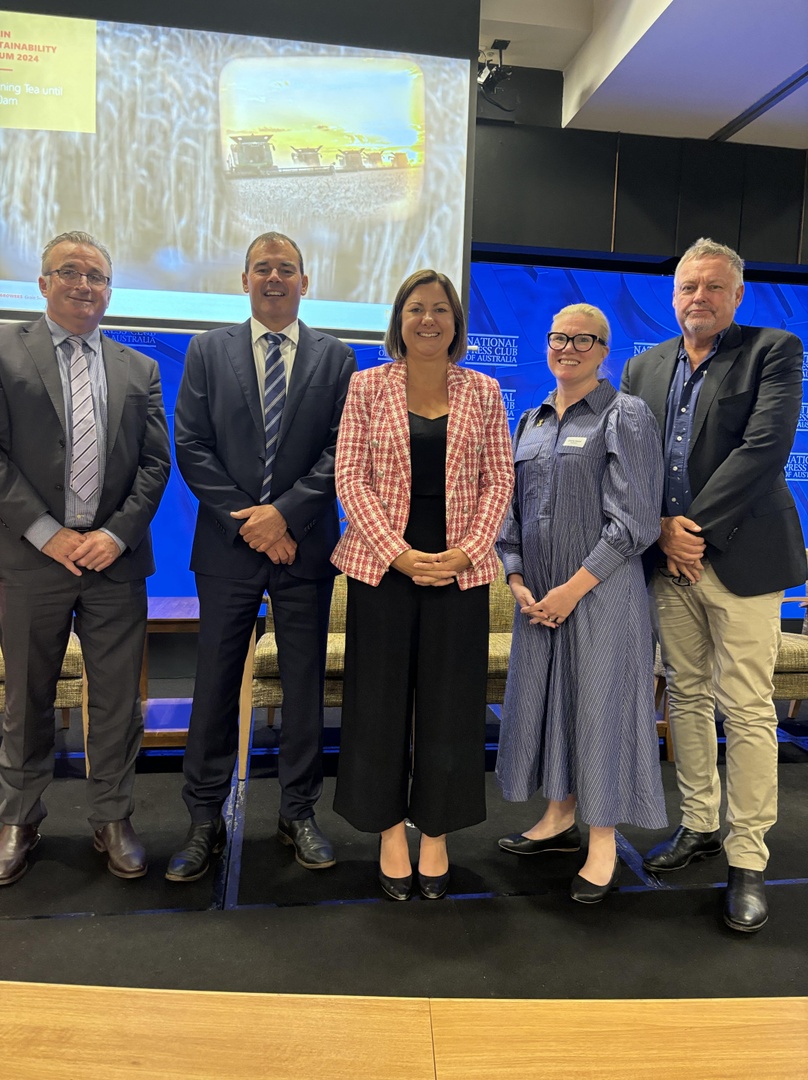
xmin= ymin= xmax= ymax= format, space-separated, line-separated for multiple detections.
xmin=499 ymin=552 xmax=525 ymax=579
xmin=100 ymin=528 xmax=126 ymax=554
xmin=24 ymin=513 xmax=61 ymax=551
xmin=583 ymin=539 xmax=626 ymax=581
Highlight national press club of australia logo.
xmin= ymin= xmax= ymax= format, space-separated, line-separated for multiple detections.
xmin=466 ymin=334 xmax=519 ymax=367
xmin=786 ymin=453 xmax=808 ymax=482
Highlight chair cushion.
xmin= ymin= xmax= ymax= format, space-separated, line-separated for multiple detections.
xmin=773 ymin=632 xmax=808 ymax=673
xmin=0 ymin=631 xmax=82 ymax=681
xmin=254 ymin=632 xmax=346 ymax=679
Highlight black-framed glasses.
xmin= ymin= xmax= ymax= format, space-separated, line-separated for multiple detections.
xmin=44 ymin=267 xmax=110 ymax=289
xmin=658 ymin=567 xmax=692 ymax=587
xmin=547 ymin=332 xmax=607 ymax=352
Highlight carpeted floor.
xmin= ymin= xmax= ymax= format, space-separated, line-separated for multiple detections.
xmin=1 ymin=748 xmax=806 ymax=999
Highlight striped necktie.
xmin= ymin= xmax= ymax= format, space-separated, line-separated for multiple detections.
xmin=66 ymin=336 xmax=99 ymax=502
xmin=260 ymin=332 xmax=286 ymax=504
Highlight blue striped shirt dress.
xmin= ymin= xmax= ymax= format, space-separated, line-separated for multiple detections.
xmin=496 ymin=379 xmax=668 ymax=829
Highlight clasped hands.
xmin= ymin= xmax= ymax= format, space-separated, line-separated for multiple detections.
xmin=43 ymin=527 xmax=121 ymax=576
xmin=231 ymin=504 xmax=297 ymax=565
xmin=659 ymin=514 xmax=706 ymax=583
xmin=391 ymin=547 xmax=472 ymax=586
xmin=509 ymin=575 xmax=581 ymax=628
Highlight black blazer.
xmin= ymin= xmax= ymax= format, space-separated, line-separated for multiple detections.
xmin=621 ymin=322 xmax=806 ymax=596
xmin=0 ymin=318 xmax=170 ymax=580
xmin=174 ymin=319 xmax=356 ymax=580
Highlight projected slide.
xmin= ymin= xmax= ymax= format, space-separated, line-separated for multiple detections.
xmin=0 ymin=11 xmax=469 ymax=332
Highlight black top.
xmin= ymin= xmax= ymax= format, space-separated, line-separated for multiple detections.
xmin=404 ymin=412 xmax=448 ymax=551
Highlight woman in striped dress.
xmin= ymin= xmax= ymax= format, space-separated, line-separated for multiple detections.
xmin=495 ymin=303 xmax=667 ymax=903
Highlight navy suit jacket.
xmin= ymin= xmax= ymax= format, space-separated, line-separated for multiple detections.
xmin=621 ymin=322 xmax=806 ymax=596
xmin=174 ymin=319 xmax=357 ymax=580
xmin=0 ymin=317 xmax=170 ymax=580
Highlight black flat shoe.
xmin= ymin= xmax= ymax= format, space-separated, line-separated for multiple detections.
xmin=570 ymin=859 xmax=620 ymax=904
xmin=642 ymin=825 xmax=722 ymax=873
xmin=379 ymin=868 xmax=413 ymax=901
xmin=498 ymin=824 xmax=581 ymax=855
xmin=724 ymin=867 xmax=768 ymax=933
xmin=418 ymin=869 xmax=450 ymax=900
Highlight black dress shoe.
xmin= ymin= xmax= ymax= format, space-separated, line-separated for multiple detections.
xmin=642 ymin=825 xmax=722 ymax=873
xmin=93 ymin=819 xmax=147 ymax=879
xmin=498 ymin=824 xmax=581 ymax=855
xmin=724 ymin=867 xmax=768 ymax=933
xmin=165 ymin=817 xmax=226 ymax=882
xmin=570 ymin=859 xmax=620 ymax=904
xmin=418 ymin=869 xmax=450 ymax=900
xmin=277 ymin=815 xmax=335 ymax=869
xmin=0 ymin=823 xmax=40 ymax=886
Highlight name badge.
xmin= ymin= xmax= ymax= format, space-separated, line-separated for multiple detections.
xmin=563 ymin=436 xmax=587 ymax=447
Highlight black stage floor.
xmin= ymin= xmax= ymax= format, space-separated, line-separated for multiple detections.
xmin=1 ymin=719 xmax=807 ymax=1000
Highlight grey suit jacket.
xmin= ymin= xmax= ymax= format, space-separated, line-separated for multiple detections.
xmin=174 ymin=319 xmax=357 ymax=580
xmin=621 ymin=322 xmax=806 ymax=595
xmin=0 ymin=317 xmax=171 ymax=580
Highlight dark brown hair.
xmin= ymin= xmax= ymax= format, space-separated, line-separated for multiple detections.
xmin=384 ymin=269 xmax=467 ymax=364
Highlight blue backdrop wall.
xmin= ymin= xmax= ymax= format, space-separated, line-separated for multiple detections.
xmin=106 ymin=261 xmax=808 ymax=612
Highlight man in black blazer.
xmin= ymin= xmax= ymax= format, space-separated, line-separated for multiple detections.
xmin=0 ymin=231 xmax=171 ymax=885
xmin=621 ymin=238 xmax=805 ymax=933
xmin=167 ymin=232 xmax=356 ymax=881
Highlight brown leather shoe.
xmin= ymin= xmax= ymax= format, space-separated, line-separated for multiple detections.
xmin=93 ymin=819 xmax=147 ymax=879
xmin=0 ymin=823 xmax=41 ymax=886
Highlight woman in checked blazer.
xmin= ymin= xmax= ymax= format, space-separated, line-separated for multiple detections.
xmin=331 ymin=269 xmax=514 ymax=901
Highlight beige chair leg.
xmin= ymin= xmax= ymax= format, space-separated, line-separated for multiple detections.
xmin=82 ymin=669 xmax=90 ymax=778
xmin=267 ymin=706 xmax=276 ymax=728
xmin=788 ymin=699 xmax=802 ymax=719
xmin=653 ymin=673 xmax=675 ymax=762
xmin=60 ymin=707 xmax=71 ymax=729
xmin=237 ymin=628 xmax=256 ymax=782
xmin=662 ymin=692 xmax=674 ymax=762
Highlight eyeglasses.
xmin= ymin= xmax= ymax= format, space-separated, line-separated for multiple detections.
xmin=44 ymin=267 xmax=110 ymax=289
xmin=658 ymin=567 xmax=692 ymax=587
xmin=547 ymin=332 xmax=607 ymax=352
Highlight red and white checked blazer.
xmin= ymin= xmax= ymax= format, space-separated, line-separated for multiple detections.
xmin=331 ymin=360 xmax=514 ymax=589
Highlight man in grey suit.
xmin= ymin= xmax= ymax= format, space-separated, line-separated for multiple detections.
xmin=621 ymin=237 xmax=805 ymax=933
xmin=167 ymin=232 xmax=356 ymax=881
xmin=0 ymin=231 xmax=171 ymax=885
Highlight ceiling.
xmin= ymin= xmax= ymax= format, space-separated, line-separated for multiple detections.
xmin=479 ymin=0 xmax=808 ymax=148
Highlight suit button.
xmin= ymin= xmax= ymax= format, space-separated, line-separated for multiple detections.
xmin=55 ymin=484 xmax=64 ymax=491
xmin=59 ymin=439 xmax=66 ymax=448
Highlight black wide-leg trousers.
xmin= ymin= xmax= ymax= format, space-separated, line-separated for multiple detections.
xmin=334 ymin=571 xmax=489 ymax=836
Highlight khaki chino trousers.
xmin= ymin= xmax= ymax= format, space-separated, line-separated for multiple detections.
xmin=652 ymin=563 xmax=781 ymax=870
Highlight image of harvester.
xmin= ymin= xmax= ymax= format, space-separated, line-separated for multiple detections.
xmin=288 ymin=146 xmax=335 ymax=175
xmin=225 ymin=134 xmax=279 ymax=177
xmin=335 ymin=148 xmax=411 ymax=171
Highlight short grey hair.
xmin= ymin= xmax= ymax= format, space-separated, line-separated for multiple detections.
xmin=41 ymin=231 xmax=113 ymax=277
xmin=675 ymin=238 xmax=744 ymax=289
xmin=245 ymin=232 xmax=305 ymax=275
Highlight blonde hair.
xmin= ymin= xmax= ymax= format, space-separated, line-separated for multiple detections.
xmin=552 ymin=303 xmax=610 ymax=346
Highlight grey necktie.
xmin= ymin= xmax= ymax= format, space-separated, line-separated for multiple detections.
xmin=66 ymin=335 xmax=99 ymax=502
xmin=260 ymin=332 xmax=286 ymax=504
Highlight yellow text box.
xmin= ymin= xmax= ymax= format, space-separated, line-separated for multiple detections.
xmin=0 ymin=11 xmax=96 ymax=132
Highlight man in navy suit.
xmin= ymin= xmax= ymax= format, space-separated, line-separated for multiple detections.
xmin=167 ymin=232 xmax=356 ymax=880
xmin=622 ymin=237 xmax=805 ymax=933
